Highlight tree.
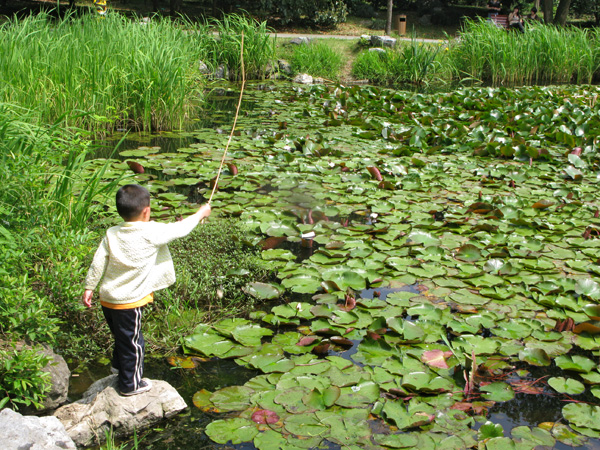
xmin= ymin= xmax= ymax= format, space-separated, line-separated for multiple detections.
xmin=385 ymin=0 xmax=393 ymax=34
xmin=554 ymin=0 xmax=573 ymax=24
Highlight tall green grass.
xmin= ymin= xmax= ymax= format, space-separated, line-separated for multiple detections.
xmin=195 ymin=13 xmax=276 ymax=80
xmin=449 ymin=19 xmax=600 ymax=85
xmin=288 ymin=41 xmax=344 ymax=81
xmin=352 ymin=39 xmax=444 ymax=86
xmin=0 ymin=12 xmax=206 ymax=133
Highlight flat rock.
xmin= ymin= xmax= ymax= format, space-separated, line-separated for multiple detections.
xmin=289 ymin=37 xmax=310 ymax=45
xmin=293 ymin=73 xmax=313 ymax=84
xmin=370 ymin=35 xmax=397 ymax=48
xmin=54 ymin=375 xmax=187 ymax=447
xmin=0 ymin=409 xmax=76 ymax=450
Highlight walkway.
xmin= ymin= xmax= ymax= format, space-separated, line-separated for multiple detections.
xmin=272 ymin=32 xmax=444 ymax=44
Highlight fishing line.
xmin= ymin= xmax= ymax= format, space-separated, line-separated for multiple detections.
xmin=207 ymin=32 xmax=246 ymax=205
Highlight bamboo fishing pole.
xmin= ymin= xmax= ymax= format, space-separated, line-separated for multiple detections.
xmin=207 ymin=32 xmax=246 ymax=205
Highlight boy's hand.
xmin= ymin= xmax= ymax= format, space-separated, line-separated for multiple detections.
xmin=198 ymin=203 xmax=211 ymax=220
xmin=82 ymin=289 xmax=94 ymax=308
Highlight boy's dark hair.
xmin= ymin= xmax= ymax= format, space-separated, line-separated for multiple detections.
xmin=116 ymin=184 xmax=150 ymax=221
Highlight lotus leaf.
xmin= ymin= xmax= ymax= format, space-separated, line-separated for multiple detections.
xmin=373 ymin=433 xmax=419 ymax=448
xmin=283 ymin=413 xmax=329 ymax=438
xmin=480 ymin=382 xmax=515 ymax=402
xmin=271 ymin=302 xmax=313 ymax=319
xmin=210 ymin=386 xmax=255 ymax=412
xmin=518 ymin=348 xmax=551 ymax=366
xmin=335 ymin=380 xmax=380 ymax=407
xmin=538 ymin=422 xmax=587 ymax=447
xmin=555 ymin=355 xmax=596 ymax=373
xmin=205 ymin=418 xmax=258 ymax=444
xmin=254 ymin=429 xmax=299 ymax=450
xmin=562 ymin=403 xmax=600 ymax=431
xmin=478 ymin=421 xmax=504 ymax=440
xmin=318 ymin=413 xmax=371 ymax=446
xmin=182 ymin=332 xmax=236 ymax=357
xmin=547 ymin=377 xmax=585 ymax=395
xmin=281 ymin=275 xmax=323 ymax=294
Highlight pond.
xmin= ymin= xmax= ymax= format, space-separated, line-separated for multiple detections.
xmin=86 ymin=81 xmax=600 ymax=449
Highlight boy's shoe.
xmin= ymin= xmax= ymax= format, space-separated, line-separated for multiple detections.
xmin=110 ymin=367 xmax=119 ymax=375
xmin=120 ymin=379 xmax=152 ymax=396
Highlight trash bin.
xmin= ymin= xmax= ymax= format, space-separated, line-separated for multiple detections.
xmin=396 ymin=14 xmax=407 ymax=36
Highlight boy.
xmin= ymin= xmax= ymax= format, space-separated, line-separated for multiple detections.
xmin=82 ymin=184 xmax=211 ymax=396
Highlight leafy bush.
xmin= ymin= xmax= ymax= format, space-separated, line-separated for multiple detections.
xmin=344 ymin=0 xmax=376 ymax=18
xmin=352 ymin=40 xmax=443 ymax=85
xmin=289 ymin=42 xmax=344 ymax=80
xmin=168 ymin=218 xmax=271 ymax=319
xmin=258 ymin=0 xmax=348 ymax=28
xmin=195 ymin=13 xmax=276 ymax=81
xmin=0 ymin=347 xmax=51 ymax=410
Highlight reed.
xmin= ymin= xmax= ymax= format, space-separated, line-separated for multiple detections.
xmin=0 ymin=12 xmax=206 ymax=133
xmin=352 ymin=38 xmax=443 ymax=86
xmin=448 ymin=19 xmax=600 ymax=85
xmin=196 ymin=13 xmax=276 ymax=80
xmin=289 ymin=41 xmax=344 ymax=81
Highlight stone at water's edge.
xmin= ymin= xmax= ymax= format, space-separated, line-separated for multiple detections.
xmin=0 ymin=409 xmax=76 ymax=450
xmin=54 ymin=375 xmax=187 ymax=447
xmin=16 ymin=343 xmax=70 ymax=414
xmin=293 ymin=73 xmax=314 ymax=84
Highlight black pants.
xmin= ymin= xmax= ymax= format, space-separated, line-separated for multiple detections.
xmin=102 ymin=306 xmax=145 ymax=393
xmin=510 ymin=22 xmax=525 ymax=33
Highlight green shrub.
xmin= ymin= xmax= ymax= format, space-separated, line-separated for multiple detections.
xmin=168 ymin=218 xmax=271 ymax=320
xmin=258 ymin=0 xmax=348 ymax=28
xmin=290 ymin=42 xmax=344 ymax=80
xmin=0 ymin=347 xmax=51 ymax=410
xmin=196 ymin=13 xmax=276 ymax=81
xmin=352 ymin=39 xmax=443 ymax=85
xmin=448 ymin=19 xmax=600 ymax=85
xmin=0 ymin=12 xmax=206 ymax=133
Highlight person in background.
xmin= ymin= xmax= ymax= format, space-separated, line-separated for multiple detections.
xmin=487 ymin=0 xmax=502 ymax=18
xmin=508 ymin=6 xmax=525 ymax=32
xmin=528 ymin=7 xmax=542 ymax=22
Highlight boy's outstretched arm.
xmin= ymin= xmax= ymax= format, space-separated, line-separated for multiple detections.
xmin=82 ymin=289 xmax=94 ymax=308
xmin=196 ymin=203 xmax=211 ymax=220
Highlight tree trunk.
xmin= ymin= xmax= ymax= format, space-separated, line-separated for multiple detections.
xmin=542 ymin=0 xmax=553 ymax=24
xmin=553 ymin=0 xmax=571 ymax=25
xmin=385 ymin=0 xmax=393 ymax=35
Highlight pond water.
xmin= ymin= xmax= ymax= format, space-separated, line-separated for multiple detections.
xmin=84 ymin=81 xmax=600 ymax=449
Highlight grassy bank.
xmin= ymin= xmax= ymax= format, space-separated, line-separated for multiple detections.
xmin=0 ymin=12 xmax=276 ymax=134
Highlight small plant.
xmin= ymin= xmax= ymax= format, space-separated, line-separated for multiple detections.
xmin=168 ymin=218 xmax=272 ymax=320
xmin=0 ymin=347 xmax=51 ymax=410
xmin=195 ymin=13 xmax=276 ymax=81
xmin=352 ymin=38 xmax=443 ymax=85
xmin=289 ymin=41 xmax=344 ymax=80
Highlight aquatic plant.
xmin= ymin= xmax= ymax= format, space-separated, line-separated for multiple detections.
xmin=288 ymin=41 xmax=344 ymax=81
xmin=448 ymin=19 xmax=600 ymax=85
xmin=0 ymin=12 xmax=206 ymax=133
xmin=117 ymin=82 xmax=600 ymax=447
xmin=352 ymin=38 xmax=444 ymax=85
xmin=195 ymin=13 xmax=276 ymax=81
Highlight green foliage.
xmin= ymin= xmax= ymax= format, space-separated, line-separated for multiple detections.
xmin=0 ymin=347 xmax=51 ymax=410
xmin=448 ymin=19 xmax=600 ymax=85
xmin=0 ymin=101 xmax=118 ymax=360
xmin=168 ymin=218 xmax=271 ymax=320
xmin=196 ymin=13 xmax=276 ymax=81
xmin=0 ymin=12 xmax=205 ymax=133
xmin=258 ymin=0 xmax=348 ymax=28
xmin=352 ymin=39 xmax=443 ymax=85
xmin=289 ymin=42 xmax=344 ymax=80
